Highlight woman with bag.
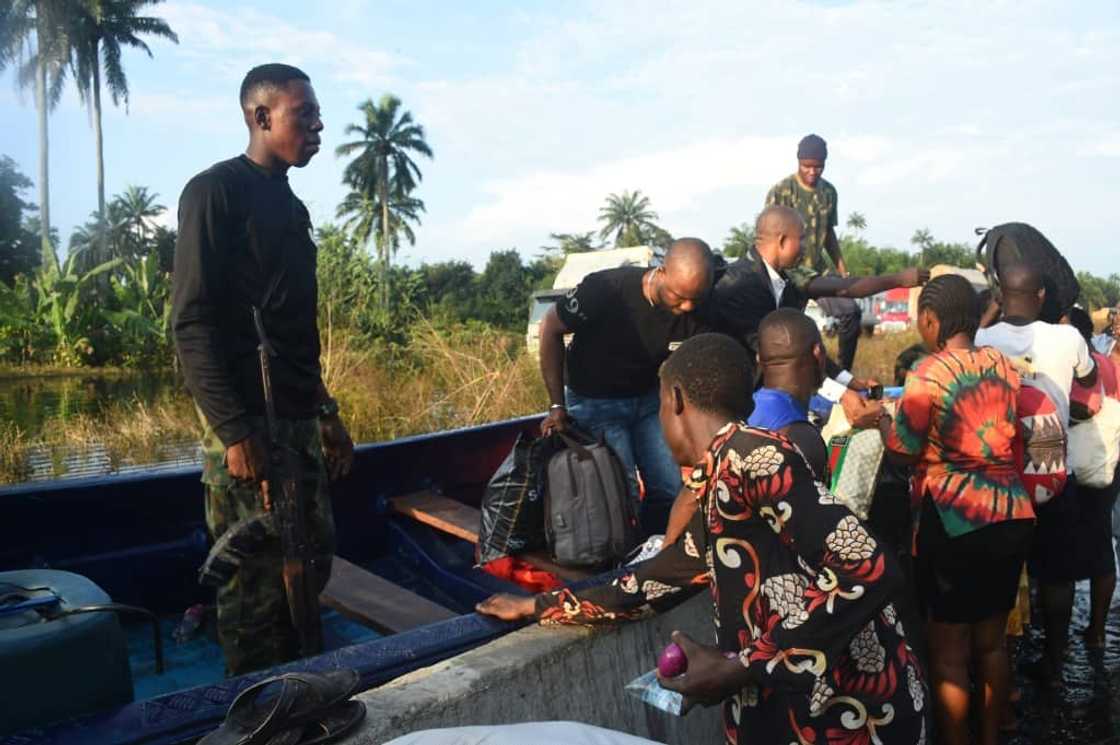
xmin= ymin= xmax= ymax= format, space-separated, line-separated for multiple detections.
xmin=1065 ymin=307 xmax=1120 ymax=649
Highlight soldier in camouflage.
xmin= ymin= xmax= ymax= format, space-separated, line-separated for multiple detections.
xmin=172 ymin=64 xmax=354 ymax=675
xmin=766 ymin=134 xmax=861 ymax=370
xmin=199 ymin=417 xmax=337 ymax=674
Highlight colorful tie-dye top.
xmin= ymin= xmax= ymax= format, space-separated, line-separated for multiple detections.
xmin=884 ymin=346 xmax=1034 ymax=539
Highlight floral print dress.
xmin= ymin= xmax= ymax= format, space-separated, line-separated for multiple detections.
xmin=534 ymin=423 xmax=928 ymax=745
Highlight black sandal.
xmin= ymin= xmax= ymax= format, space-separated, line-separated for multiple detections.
xmin=199 ymin=670 xmax=363 ymax=745
xmin=282 ymin=700 xmax=366 ymax=745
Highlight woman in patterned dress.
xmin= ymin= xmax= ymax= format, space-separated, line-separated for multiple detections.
xmin=478 ymin=332 xmax=928 ymax=745
xmin=879 ymin=275 xmax=1035 ymax=745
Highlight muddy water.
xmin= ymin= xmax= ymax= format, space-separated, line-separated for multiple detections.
xmin=1009 ymin=581 xmax=1120 ymax=744
xmin=0 ymin=370 xmax=181 ymax=432
xmin=0 ymin=371 xmax=200 ymax=482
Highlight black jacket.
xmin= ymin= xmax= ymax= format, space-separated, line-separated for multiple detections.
xmin=709 ymin=250 xmax=844 ymax=378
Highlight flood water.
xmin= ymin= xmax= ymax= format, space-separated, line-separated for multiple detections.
xmin=0 ymin=370 xmax=181 ymax=431
xmin=1009 ymin=584 xmax=1120 ymax=745
xmin=0 ymin=371 xmax=201 ymax=482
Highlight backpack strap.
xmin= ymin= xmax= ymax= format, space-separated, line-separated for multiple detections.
xmin=555 ymin=431 xmax=594 ymax=461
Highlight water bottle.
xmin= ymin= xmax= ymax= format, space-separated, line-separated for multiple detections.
xmin=172 ymin=604 xmax=205 ymax=644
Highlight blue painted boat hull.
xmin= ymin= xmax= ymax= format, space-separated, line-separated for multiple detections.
xmin=0 ymin=415 xmax=544 ymax=745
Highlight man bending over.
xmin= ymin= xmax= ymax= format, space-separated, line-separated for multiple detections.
xmin=539 ymin=238 xmax=714 ymax=534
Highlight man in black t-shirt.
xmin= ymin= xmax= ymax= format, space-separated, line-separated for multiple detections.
xmin=172 ymin=64 xmax=353 ymax=674
xmin=539 ymin=238 xmax=714 ymax=534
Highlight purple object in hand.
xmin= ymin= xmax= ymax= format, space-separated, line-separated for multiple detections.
xmin=658 ymin=642 xmax=688 ymax=678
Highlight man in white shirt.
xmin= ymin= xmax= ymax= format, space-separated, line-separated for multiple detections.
xmin=975 ymin=261 xmax=1097 ymax=682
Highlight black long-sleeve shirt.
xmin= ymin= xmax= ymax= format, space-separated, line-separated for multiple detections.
xmin=171 ymin=155 xmax=321 ymax=447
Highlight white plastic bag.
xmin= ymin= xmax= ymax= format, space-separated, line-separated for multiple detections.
xmin=1068 ymin=397 xmax=1120 ymax=488
xmin=623 ymin=669 xmax=684 ymax=716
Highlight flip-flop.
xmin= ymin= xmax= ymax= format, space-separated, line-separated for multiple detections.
xmin=278 ymin=700 xmax=367 ymax=745
xmin=199 ymin=670 xmax=361 ymax=745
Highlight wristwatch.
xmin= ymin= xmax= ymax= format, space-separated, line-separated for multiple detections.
xmin=317 ymin=398 xmax=340 ymax=419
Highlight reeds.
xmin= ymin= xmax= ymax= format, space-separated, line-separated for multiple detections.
xmin=825 ymin=329 xmax=922 ymax=385
xmin=1 ymin=322 xmax=546 ymax=484
xmin=1 ymin=324 xmax=922 ymax=485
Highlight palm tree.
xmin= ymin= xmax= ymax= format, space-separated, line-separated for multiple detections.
xmin=335 ymin=94 xmax=433 ymax=305
xmin=0 ymin=0 xmax=79 ymax=272
xmin=846 ymin=211 xmax=867 ymax=233
xmin=543 ymin=232 xmax=600 ymax=255
xmin=112 ymin=184 xmax=164 ymax=247
xmin=336 ymin=188 xmax=424 ymax=258
xmin=70 ymin=0 xmax=177 ymax=220
xmin=722 ymin=222 xmax=756 ymax=258
xmin=597 ymin=190 xmax=663 ymax=248
xmin=911 ymin=228 xmax=934 ymax=267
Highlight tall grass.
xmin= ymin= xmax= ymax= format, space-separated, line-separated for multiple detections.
xmin=0 ymin=322 xmax=545 ymax=484
xmin=326 ymin=319 xmax=545 ymax=442
xmin=1 ymin=322 xmax=924 ymax=485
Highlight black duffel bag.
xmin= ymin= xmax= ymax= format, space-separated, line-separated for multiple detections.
xmin=477 ymin=431 xmax=556 ymax=565
xmin=976 ymin=222 xmax=1080 ymax=323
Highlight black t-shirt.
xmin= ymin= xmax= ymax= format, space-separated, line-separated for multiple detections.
xmin=171 ymin=155 xmax=321 ymax=446
xmin=556 ymin=266 xmax=708 ymax=398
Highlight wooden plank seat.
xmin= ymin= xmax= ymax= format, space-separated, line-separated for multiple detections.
xmin=388 ymin=491 xmax=593 ymax=583
xmin=320 ymin=555 xmax=457 ymax=635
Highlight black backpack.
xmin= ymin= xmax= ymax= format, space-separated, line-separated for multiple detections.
xmin=544 ymin=427 xmax=639 ymax=568
xmin=975 ymin=222 xmax=1080 ymax=324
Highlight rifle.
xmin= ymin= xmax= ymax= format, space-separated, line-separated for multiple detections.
xmin=252 ymin=305 xmax=323 ymax=658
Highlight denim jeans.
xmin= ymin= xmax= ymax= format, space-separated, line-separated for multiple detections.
xmin=565 ymin=387 xmax=682 ymax=536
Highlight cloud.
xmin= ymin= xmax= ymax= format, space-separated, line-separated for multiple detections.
xmin=1077 ymin=130 xmax=1120 ymax=158
xmin=160 ymin=2 xmax=404 ymax=89
xmin=459 ymin=135 xmax=792 ymax=243
xmin=126 ymin=91 xmax=229 ymax=118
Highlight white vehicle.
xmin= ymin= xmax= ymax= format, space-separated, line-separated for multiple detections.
xmin=526 ymin=246 xmax=655 ymax=357
xmin=803 ymin=300 xmax=835 ymax=335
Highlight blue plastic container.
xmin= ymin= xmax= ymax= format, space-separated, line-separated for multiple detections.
xmin=0 ymin=570 xmax=133 ymax=734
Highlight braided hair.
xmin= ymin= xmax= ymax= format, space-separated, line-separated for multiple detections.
xmin=918 ymin=274 xmax=979 ymax=347
xmin=1066 ymin=306 xmax=1094 ymax=346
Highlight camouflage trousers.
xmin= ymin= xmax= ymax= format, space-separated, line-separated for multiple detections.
xmin=200 ymin=417 xmax=336 ymax=676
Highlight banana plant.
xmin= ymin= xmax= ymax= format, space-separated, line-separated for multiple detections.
xmin=107 ymin=253 xmax=170 ymax=337
xmin=31 ymin=246 xmax=121 ymax=362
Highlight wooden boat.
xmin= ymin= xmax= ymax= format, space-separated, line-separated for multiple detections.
xmin=0 ymin=415 xmax=586 ymax=745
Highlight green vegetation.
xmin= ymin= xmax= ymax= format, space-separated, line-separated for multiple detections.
xmin=598 ymin=190 xmax=671 ymax=248
xmin=0 ymin=323 xmax=546 ymax=483
xmin=1 ymin=0 xmax=178 ymax=272
xmin=2 ymin=3 xmax=1117 ymax=484
xmin=70 ymin=1 xmax=179 ymax=221
xmin=335 ymin=94 xmax=433 ymax=307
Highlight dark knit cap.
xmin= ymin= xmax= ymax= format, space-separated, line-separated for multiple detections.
xmin=797 ymin=134 xmax=827 ymax=161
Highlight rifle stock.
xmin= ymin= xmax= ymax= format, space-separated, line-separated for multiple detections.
xmin=253 ymin=306 xmax=323 ymax=658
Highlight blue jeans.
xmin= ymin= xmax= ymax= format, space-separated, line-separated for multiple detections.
xmin=565 ymin=387 xmax=682 ymax=536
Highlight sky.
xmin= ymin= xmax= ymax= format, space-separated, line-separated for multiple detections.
xmin=3 ymin=0 xmax=1119 ymax=275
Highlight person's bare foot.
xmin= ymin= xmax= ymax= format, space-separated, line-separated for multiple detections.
xmin=1077 ymin=625 xmax=1106 ymax=650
